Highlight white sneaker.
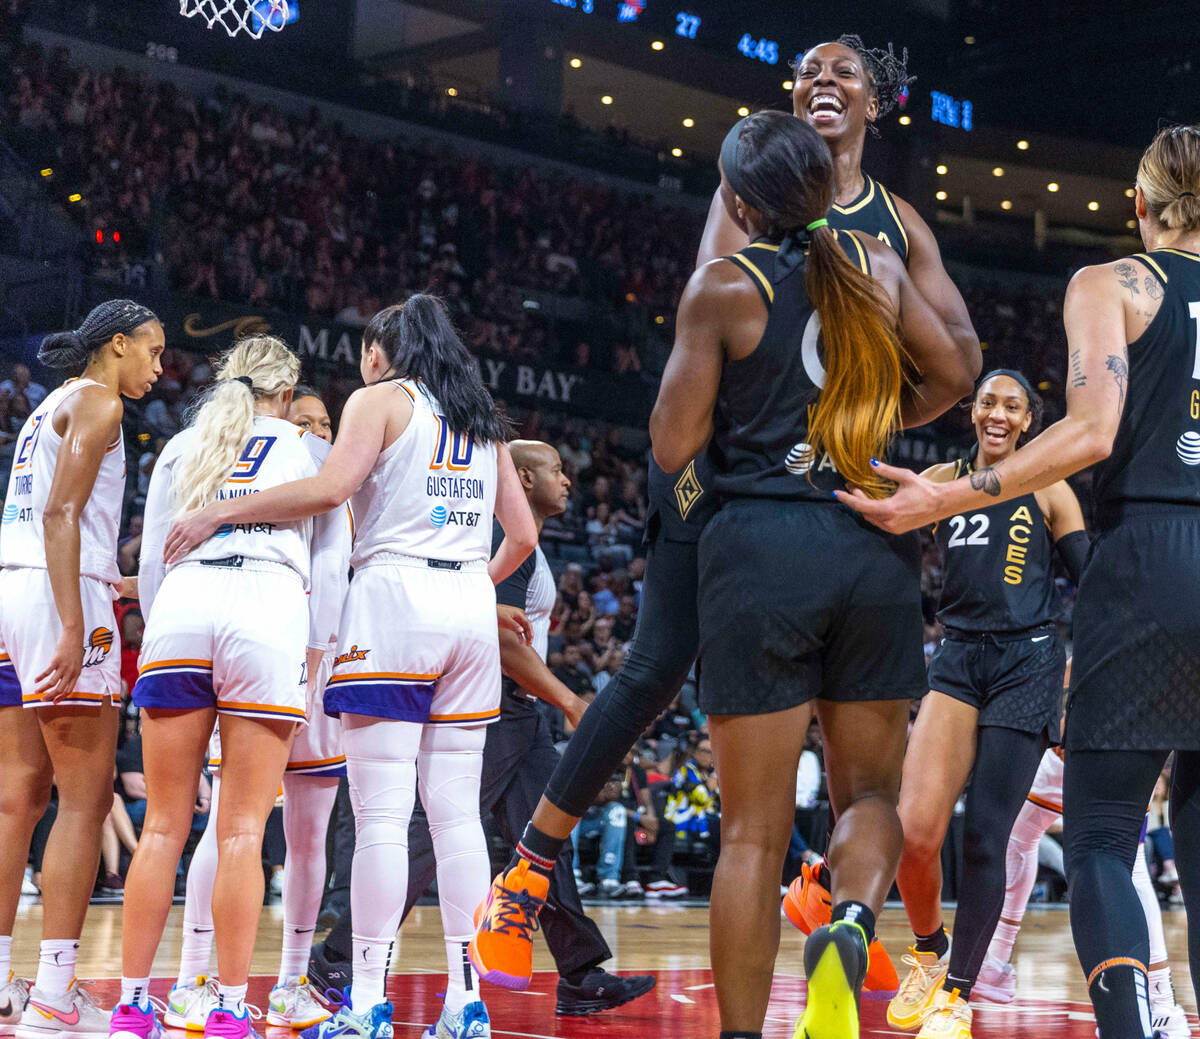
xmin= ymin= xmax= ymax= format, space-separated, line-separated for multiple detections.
xmin=645 ymin=879 xmax=686 ymax=899
xmin=266 ymin=977 xmax=330 ymax=1029
xmin=887 ymin=941 xmax=951 ymax=1030
xmin=428 ymin=1001 xmax=489 ymax=1039
xmin=573 ymin=871 xmax=595 ymax=897
xmin=163 ymin=978 xmax=218 ymax=1031
xmin=0 ymin=974 xmax=31 ymax=1036
xmin=973 ymin=956 xmax=1015 ymax=1004
xmin=20 ymin=871 xmax=37 ymax=897
xmin=16 ymin=980 xmax=111 ymax=1039
xmin=622 ymin=879 xmax=644 ymax=898
xmin=1153 ymin=1003 xmax=1192 ymax=1039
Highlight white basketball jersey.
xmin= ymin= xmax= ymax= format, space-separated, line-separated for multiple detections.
xmin=140 ymin=417 xmax=319 ymax=610
xmin=527 ymin=547 xmax=556 ymax=662
xmin=350 ymin=379 xmax=498 ymax=567
xmin=1 ymin=379 xmax=124 ymax=584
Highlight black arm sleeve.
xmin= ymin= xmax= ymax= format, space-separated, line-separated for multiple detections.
xmin=1055 ymin=529 xmax=1090 ymax=585
xmin=492 ymin=519 xmax=535 ymax=609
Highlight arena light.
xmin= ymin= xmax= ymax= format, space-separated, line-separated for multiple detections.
xmin=936 ymin=164 xmax=948 ymax=175
xmin=1047 ymin=182 xmax=1059 ymax=192
xmin=569 ymin=57 xmax=582 ymax=68
xmin=936 ymin=190 xmax=948 ymax=201
xmin=1125 ymin=187 xmax=1136 ymax=198
xmin=68 ymin=193 xmax=82 ymax=203
xmin=992 ymin=167 xmax=1005 ymax=177
xmin=1017 ymin=140 xmax=1029 ymax=150
xmin=671 ymin=147 xmax=683 ymax=157
xmin=1126 ymin=219 xmax=1137 ymax=229
xmin=682 ymin=118 xmax=694 ymax=128
xmin=655 ymin=315 xmax=665 ymax=325
xmin=446 ymin=87 xmax=458 ymax=97
xmin=898 ymin=115 xmax=911 ymax=125
xmin=95 ymin=229 xmax=103 ymax=243
xmin=737 ymin=106 xmax=750 ymax=117
xmin=40 ymin=168 xmax=53 ymax=177
xmin=651 ymin=40 xmax=664 ymax=51
xmin=1001 ymin=200 xmax=1013 ymax=210
xmin=1088 ymin=201 xmax=1100 ymax=211
xmin=601 ymin=95 xmax=613 ymax=105
xmin=964 ymin=35 xmax=976 ymax=44
xmin=782 ymin=80 xmax=794 ymax=91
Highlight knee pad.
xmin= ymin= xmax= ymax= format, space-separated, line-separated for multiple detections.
xmin=348 ymin=757 xmax=416 ymax=854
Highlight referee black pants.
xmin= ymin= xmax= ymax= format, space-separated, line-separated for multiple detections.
xmin=323 ymin=707 xmax=612 ymax=978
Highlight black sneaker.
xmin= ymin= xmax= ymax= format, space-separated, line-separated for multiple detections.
xmin=307 ymin=941 xmax=352 ymax=997
xmin=556 ymin=968 xmax=656 ymax=1015
xmin=794 ymin=922 xmax=869 ymax=1039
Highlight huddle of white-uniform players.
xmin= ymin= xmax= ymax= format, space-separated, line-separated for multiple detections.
xmin=0 ymin=297 xmax=535 ymax=1039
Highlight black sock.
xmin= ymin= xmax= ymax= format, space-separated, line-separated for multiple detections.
xmin=944 ymin=974 xmax=974 ymax=1000
xmin=1089 ymin=963 xmax=1153 ymax=1039
xmin=831 ymin=901 xmax=876 ymax=946
xmin=511 ymin=822 xmax=562 ymax=879
xmin=914 ymin=925 xmax=949 ymax=959
xmin=814 ymin=861 xmax=831 ymax=889
xmin=719 ymin=1033 xmax=762 ymax=1039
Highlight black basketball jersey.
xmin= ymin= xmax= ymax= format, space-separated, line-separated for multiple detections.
xmin=934 ymin=459 xmax=1061 ymax=633
xmin=1093 ymin=249 xmax=1200 ymax=522
xmin=646 ymin=451 xmax=717 ymax=544
xmin=709 ymin=232 xmax=871 ymax=501
xmin=826 ymin=174 xmax=910 ymax=265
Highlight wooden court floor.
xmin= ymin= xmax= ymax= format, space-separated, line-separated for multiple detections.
xmin=10 ymin=899 xmax=1198 ymax=1037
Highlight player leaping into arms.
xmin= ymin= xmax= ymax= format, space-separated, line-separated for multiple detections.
xmin=164 ymin=295 xmax=538 ymax=1039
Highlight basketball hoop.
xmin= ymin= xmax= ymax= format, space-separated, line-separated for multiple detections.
xmin=179 ymin=0 xmax=291 ymax=39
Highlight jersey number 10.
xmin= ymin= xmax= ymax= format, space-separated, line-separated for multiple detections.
xmin=429 ymin=415 xmax=473 ymax=471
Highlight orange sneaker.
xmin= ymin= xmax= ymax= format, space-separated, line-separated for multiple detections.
xmin=468 ymin=861 xmax=549 ymax=991
xmin=783 ymin=860 xmax=899 ymax=997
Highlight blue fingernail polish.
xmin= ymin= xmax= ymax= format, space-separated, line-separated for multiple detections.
xmin=870 ymin=457 xmax=879 ymax=466
xmin=831 ymin=491 xmax=838 ymax=499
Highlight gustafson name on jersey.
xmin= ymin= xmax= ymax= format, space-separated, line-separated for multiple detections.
xmin=426 ymin=474 xmax=486 ymax=529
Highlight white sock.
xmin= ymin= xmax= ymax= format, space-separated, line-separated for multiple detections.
xmin=278 ymin=925 xmax=313 ymax=987
xmin=441 ymin=941 xmax=477 ymax=1014
xmin=1149 ymin=966 xmax=1176 ymax=1011
xmin=35 ymin=940 xmax=78 ymax=998
xmin=0 ymin=935 xmax=11 ymax=981
xmin=1133 ymin=840 xmax=1168 ymax=965
xmin=179 ymin=775 xmax=219 ymax=987
xmin=350 ymin=938 xmax=392 ymax=1015
xmin=120 ymin=978 xmax=151 ymax=1010
xmin=216 ymin=982 xmax=247 ymax=1016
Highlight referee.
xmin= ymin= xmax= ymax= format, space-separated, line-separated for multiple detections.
xmin=313 ymin=440 xmax=655 ymax=1015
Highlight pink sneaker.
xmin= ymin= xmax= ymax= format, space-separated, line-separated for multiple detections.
xmin=203 ymin=1010 xmax=259 ymax=1039
xmin=109 ymin=1003 xmax=162 ymax=1039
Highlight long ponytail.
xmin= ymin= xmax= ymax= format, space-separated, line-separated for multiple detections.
xmin=172 ymin=335 xmax=300 ymax=513
xmin=804 ymin=229 xmax=904 ymax=497
xmin=720 ymin=111 xmax=904 ymax=497
xmin=363 ymin=294 xmax=512 ymax=444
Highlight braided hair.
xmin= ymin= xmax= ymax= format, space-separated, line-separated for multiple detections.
xmin=798 ymin=34 xmax=915 ymax=137
xmin=38 ymin=299 xmax=159 ymax=371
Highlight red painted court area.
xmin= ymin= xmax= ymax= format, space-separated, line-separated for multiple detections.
xmin=82 ymin=971 xmax=1183 ymax=1038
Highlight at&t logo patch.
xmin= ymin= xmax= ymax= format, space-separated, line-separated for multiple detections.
xmin=429 ymin=504 xmax=448 ymax=527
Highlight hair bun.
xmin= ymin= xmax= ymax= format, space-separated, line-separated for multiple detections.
xmin=37 ymin=330 xmax=91 ymax=370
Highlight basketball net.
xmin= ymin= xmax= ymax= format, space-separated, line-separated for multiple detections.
xmin=179 ymin=0 xmax=290 ymax=39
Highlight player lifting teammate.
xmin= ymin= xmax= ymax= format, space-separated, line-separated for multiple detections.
xmin=840 ymin=123 xmax=1200 ymax=1039
xmin=0 ymin=301 xmax=162 ymax=1039
xmin=165 ymin=295 xmax=537 ymax=1039
xmin=883 ymin=371 xmax=1084 ymax=1039
xmin=652 ymin=111 xmax=971 ymax=1039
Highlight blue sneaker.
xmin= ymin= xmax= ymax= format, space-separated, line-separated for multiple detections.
xmin=299 ymin=1001 xmax=393 ymax=1039
xmin=426 ymin=1001 xmax=489 ymax=1038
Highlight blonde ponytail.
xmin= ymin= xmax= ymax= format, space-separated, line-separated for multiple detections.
xmin=1136 ymin=124 xmax=1200 ymax=233
xmin=172 ymin=335 xmax=301 ymax=513
xmin=804 ymin=228 xmax=905 ymax=498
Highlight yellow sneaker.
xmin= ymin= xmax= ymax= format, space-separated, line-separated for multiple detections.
xmin=886 ymin=942 xmax=951 ymax=1030
xmin=915 ymin=988 xmax=973 ymax=1039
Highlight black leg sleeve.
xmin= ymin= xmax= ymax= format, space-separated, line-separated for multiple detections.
xmin=1169 ymin=751 xmax=1200 ymax=1004
xmin=945 ymin=725 xmax=1046 ymax=992
xmin=1065 ymin=747 xmax=1168 ymax=1039
xmin=545 ymin=537 xmax=699 ymax=818
xmin=497 ymin=713 xmax=611 ymax=977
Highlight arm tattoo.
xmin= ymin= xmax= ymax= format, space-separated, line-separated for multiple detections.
xmin=1106 ymin=352 xmax=1129 ymax=413
xmin=1144 ymin=275 xmax=1164 ymax=301
xmin=1115 ymin=261 xmax=1140 ymax=298
xmin=969 ymin=467 xmax=1002 ymax=497
xmin=1069 ymin=348 xmax=1087 ymax=387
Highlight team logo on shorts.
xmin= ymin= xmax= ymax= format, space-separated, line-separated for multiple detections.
xmin=333 ymin=645 xmax=369 ymax=667
xmin=83 ymin=627 xmax=114 ymax=668
xmin=673 ymin=460 xmax=704 ymax=521
xmin=1177 ymin=431 xmax=1200 ymax=466
xmin=429 ymin=504 xmax=448 ymax=527
xmin=785 ymin=442 xmax=816 ymax=475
